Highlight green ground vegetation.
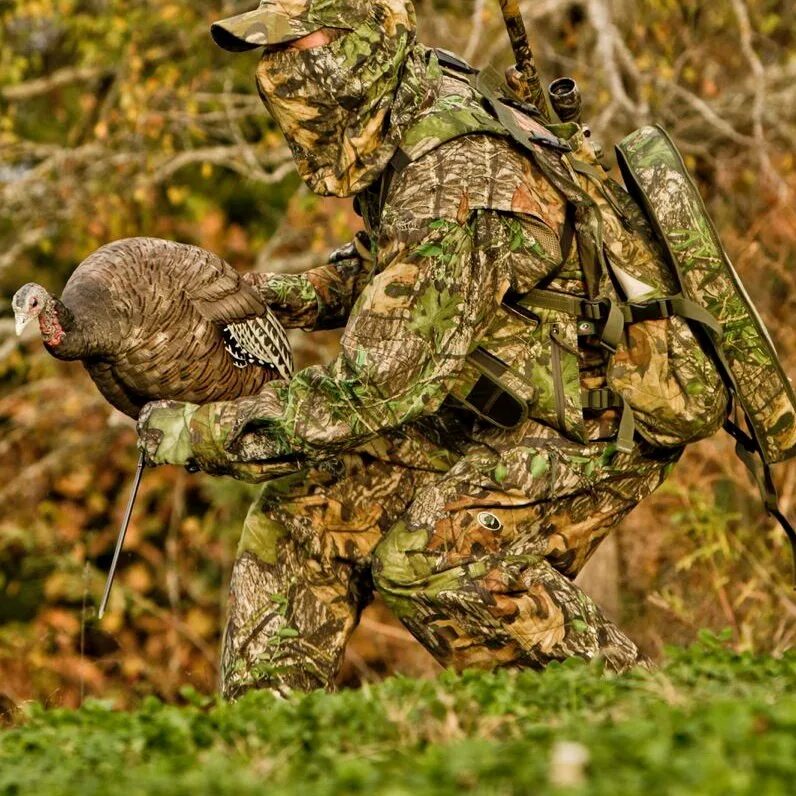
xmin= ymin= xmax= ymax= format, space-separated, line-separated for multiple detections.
xmin=1 ymin=637 xmax=795 ymax=795
xmin=2 ymin=0 xmax=796 ymax=708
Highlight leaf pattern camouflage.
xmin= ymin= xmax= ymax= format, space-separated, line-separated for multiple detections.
xmin=253 ymin=0 xmax=437 ymax=197
xmin=385 ymin=64 xmax=728 ymax=448
xmin=566 ymin=144 xmax=729 ymax=448
xmin=618 ymin=126 xmax=796 ymax=464
xmin=243 ymin=252 xmax=372 ymax=331
xmin=136 ymin=21 xmax=713 ymax=696
xmin=138 ymin=126 xmax=682 ymax=694
xmin=212 ymin=0 xmax=374 ymax=52
xmin=180 ymin=201 xmax=609 ymax=470
xmin=220 ymin=417 xmax=678 ymax=698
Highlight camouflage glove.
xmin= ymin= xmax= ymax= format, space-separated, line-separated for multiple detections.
xmin=137 ymin=400 xmax=200 ymax=468
xmin=138 ymin=399 xmax=302 ymax=482
xmin=189 ymin=398 xmax=304 ymax=482
xmin=136 ymin=399 xmax=248 ymax=473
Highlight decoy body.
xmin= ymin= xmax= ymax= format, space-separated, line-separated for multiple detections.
xmin=12 ymin=237 xmax=293 ymax=418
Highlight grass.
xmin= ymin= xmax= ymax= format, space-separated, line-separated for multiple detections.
xmin=1 ymin=634 xmax=795 ymax=795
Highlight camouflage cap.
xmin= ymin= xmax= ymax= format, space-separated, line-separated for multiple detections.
xmin=211 ymin=0 xmax=370 ymax=52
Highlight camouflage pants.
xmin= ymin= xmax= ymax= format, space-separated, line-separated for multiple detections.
xmin=220 ymin=417 xmax=680 ymax=698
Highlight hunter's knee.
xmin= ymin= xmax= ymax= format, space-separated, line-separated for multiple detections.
xmin=372 ymin=519 xmax=428 ymax=598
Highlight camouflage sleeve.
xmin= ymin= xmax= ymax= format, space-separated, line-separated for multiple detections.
xmin=242 ymin=254 xmax=370 ymax=331
xmin=187 ymin=210 xmax=558 ymax=474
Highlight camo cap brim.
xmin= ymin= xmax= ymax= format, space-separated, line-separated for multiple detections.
xmin=211 ymin=0 xmax=369 ymax=52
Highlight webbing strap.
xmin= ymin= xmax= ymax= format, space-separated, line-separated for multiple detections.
xmin=617 ymin=400 xmax=636 ymax=454
xmin=515 ymin=287 xmax=617 ymax=322
xmin=567 ymin=158 xmax=604 ymax=182
xmin=566 ymin=156 xmax=635 ymax=227
xmin=458 ymin=356 xmax=637 ymax=447
xmin=560 ymin=203 xmax=577 ymax=265
xmin=513 ymin=289 xmax=621 ymax=351
xmin=472 ymin=68 xmax=606 ymax=300
xmin=724 ymin=419 xmax=796 ymax=587
xmin=475 ymin=68 xmax=571 ymax=152
xmin=580 ymin=388 xmax=635 ymax=453
xmin=601 ymin=300 xmax=625 ymax=353
xmin=517 ymin=289 xmax=582 ymax=315
xmin=512 ymin=289 xmax=617 ymax=349
xmin=668 ymin=297 xmax=723 ymax=339
xmin=516 ymin=289 xmax=723 ymax=341
xmin=459 ymin=348 xmax=528 ymax=429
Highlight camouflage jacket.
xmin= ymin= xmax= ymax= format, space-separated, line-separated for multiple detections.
xmin=178 ymin=60 xmax=628 ymax=479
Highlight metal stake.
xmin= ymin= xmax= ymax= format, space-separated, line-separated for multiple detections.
xmin=98 ymin=452 xmax=145 ymax=619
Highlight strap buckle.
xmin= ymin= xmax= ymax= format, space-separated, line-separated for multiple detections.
xmin=526 ymin=132 xmax=573 ymax=153
xmin=577 ymin=298 xmax=623 ymax=352
xmin=625 ymin=298 xmax=675 ymax=323
xmin=581 ymin=298 xmax=610 ymax=321
xmin=582 ymin=388 xmax=622 ymax=411
xmin=500 ymin=96 xmax=547 ymax=122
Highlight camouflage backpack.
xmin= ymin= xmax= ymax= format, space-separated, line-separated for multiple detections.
xmin=384 ymin=50 xmax=796 ymax=571
xmin=616 ymin=126 xmax=796 ymax=565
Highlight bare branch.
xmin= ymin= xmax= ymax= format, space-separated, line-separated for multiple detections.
xmin=0 ymin=226 xmax=54 ymax=277
xmin=148 ymin=145 xmax=293 ymax=185
xmin=463 ymin=0 xmax=487 ymax=63
xmin=1 ymin=66 xmax=112 ymax=101
xmin=660 ymin=81 xmax=755 ymax=147
xmin=585 ymin=0 xmax=639 ymax=117
xmin=729 ymin=0 xmax=790 ymax=199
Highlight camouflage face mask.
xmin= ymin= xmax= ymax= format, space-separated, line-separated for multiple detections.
xmin=254 ymin=0 xmax=429 ymax=197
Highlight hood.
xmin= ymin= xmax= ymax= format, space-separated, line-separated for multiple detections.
xmin=248 ymin=0 xmax=438 ymax=196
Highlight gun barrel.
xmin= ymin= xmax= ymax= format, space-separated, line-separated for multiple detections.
xmin=498 ymin=0 xmax=550 ymax=120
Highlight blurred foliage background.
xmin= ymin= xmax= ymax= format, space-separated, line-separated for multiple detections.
xmin=0 ymin=0 xmax=794 ymax=710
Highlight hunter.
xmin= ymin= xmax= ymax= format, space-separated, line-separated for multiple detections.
xmin=137 ymin=0 xmax=698 ymax=698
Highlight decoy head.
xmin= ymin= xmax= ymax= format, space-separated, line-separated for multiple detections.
xmin=12 ymin=283 xmax=51 ymax=336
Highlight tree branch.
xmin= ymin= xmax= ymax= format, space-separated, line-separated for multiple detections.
xmin=1 ymin=66 xmax=112 ymax=101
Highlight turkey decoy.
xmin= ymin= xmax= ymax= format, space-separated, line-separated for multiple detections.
xmin=12 ymin=236 xmax=294 ymax=617
xmin=12 ymin=236 xmax=293 ymax=418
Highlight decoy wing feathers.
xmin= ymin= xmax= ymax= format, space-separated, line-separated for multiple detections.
xmin=225 ymin=308 xmax=294 ymax=381
xmin=177 ymin=244 xmax=267 ymax=325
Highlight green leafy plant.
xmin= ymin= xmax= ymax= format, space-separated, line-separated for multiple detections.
xmin=2 ymin=642 xmax=795 ymax=795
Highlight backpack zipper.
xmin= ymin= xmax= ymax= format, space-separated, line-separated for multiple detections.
xmin=550 ymin=324 xmax=567 ymax=432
